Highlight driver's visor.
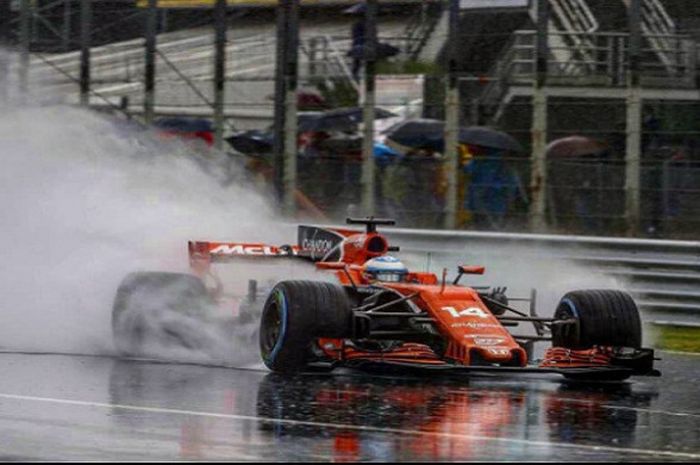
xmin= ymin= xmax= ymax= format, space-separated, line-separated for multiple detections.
xmin=372 ymin=271 xmax=406 ymax=282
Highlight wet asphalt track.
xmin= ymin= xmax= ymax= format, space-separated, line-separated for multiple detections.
xmin=0 ymin=351 xmax=698 ymax=461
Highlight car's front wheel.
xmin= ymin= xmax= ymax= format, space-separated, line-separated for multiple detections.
xmin=259 ymin=280 xmax=353 ymax=373
xmin=551 ymin=289 xmax=642 ymax=349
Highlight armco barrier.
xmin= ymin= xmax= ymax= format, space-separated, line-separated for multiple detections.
xmin=380 ymin=227 xmax=700 ymax=317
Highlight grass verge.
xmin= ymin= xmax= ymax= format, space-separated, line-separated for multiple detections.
xmin=645 ymin=322 xmax=700 ymax=353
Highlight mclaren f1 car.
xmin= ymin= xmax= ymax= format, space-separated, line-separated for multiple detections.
xmin=112 ymin=218 xmax=660 ymax=381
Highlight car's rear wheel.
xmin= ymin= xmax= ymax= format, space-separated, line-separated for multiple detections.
xmin=551 ymin=289 xmax=642 ymax=349
xmin=112 ymin=272 xmax=212 ymax=357
xmin=259 ymin=280 xmax=353 ymax=373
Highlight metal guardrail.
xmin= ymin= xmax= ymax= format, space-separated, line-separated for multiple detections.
xmin=381 ymin=227 xmax=700 ymax=317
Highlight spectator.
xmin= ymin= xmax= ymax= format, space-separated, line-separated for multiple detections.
xmin=463 ymin=146 xmax=523 ymax=229
xmin=381 ymin=149 xmax=443 ymax=226
xmin=350 ymin=14 xmax=366 ymax=81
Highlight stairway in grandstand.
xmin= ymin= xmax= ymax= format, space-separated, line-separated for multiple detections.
xmin=622 ymin=0 xmax=681 ymax=76
xmin=478 ymin=0 xmax=696 ymax=124
xmin=583 ymin=0 xmax=628 ymax=31
xmin=454 ymin=6 xmax=531 ymax=76
xmin=479 ymin=0 xmax=601 ymax=123
xmin=403 ymin=1 xmax=446 ymax=61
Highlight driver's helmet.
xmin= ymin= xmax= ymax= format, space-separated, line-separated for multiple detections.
xmin=362 ymin=256 xmax=408 ymax=283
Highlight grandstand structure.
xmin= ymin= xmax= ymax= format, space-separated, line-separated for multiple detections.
xmin=2 ymin=0 xmax=699 ymax=236
xmin=8 ymin=2 xmax=697 ymax=124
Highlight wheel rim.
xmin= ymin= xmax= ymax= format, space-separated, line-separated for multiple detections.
xmin=554 ymin=299 xmax=581 ymax=348
xmin=260 ymin=290 xmax=285 ymax=360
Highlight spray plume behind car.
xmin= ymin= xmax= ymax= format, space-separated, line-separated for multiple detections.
xmin=0 ymin=95 xmax=326 ymax=364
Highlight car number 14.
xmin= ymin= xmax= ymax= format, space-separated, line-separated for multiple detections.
xmin=441 ymin=306 xmax=489 ymax=319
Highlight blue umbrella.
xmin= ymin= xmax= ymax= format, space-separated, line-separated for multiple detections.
xmin=373 ymin=142 xmax=401 ymax=166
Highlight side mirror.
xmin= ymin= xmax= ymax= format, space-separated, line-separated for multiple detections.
xmin=453 ymin=265 xmax=485 ymax=285
xmin=459 ymin=265 xmax=485 ymax=275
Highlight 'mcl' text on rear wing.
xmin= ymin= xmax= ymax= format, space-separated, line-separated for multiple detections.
xmin=189 ymin=241 xmax=298 ymax=261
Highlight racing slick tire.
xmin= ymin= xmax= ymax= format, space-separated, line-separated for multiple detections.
xmin=259 ymin=280 xmax=353 ymax=373
xmin=551 ymin=289 xmax=642 ymax=350
xmin=112 ymin=272 xmax=212 ymax=357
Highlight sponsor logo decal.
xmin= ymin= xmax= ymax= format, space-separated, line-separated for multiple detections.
xmin=464 ymin=335 xmax=506 ymax=346
xmin=487 ymin=348 xmax=511 ymax=356
xmin=474 ymin=337 xmax=506 ymax=346
xmin=210 ymin=244 xmax=291 ymax=256
xmin=301 ymin=238 xmax=334 ymax=253
xmin=450 ymin=322 xmax=501 ymax=329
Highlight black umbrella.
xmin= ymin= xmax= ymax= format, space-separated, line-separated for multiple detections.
xmin=347 ymin=42 xmax=401 ymax=60
xmin=460 ymin=126 xmax=523 ymax=153
xmin=384 ymin=119 xmax=523 ymax=152
xmin=154 ymin=117 xmax=213 ymax=132
xmin=383 ymin=118 xmax=446 ymax=151
xmin=298 ymin=107 xmax=397 ymax=133
xmin=225 ymin=130 xmax=274 ymax=156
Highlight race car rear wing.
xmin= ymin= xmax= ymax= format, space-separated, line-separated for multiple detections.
xmin=188 ymin=219 xmax=394 ymax=272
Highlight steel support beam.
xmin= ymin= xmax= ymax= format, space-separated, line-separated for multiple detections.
xmin=283 ymin=0 xmax=299 ymax=217
xmin=213 ymin=0 xmax=227 ymax=150
xmin=19 ymin=0 xmax=30 ymax=96
xmin=0 ymin=7 xmax=9 ymax=104
xmin=62 ymin=0 xmax=72 ymax=51
xmin=529 ymin=0 xmax=549 ymax=232
xmin=443 ymin=0 xmax=459 ymax=230
xmin=79 ymin=0 xmax=91 ymax=106
xmin=144 ymin=0 xmax=157 ymax=125
xmin=273 ymin=3 xmax=289 ymax=208
xmin=625 ymin=0 xmax=642 ymax=235
xmin=0 ymin=50 xmax=7 ymax=105
xmin=361 ymin=0 xmax=378 ymax=216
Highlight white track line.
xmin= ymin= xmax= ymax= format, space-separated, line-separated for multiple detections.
xmin=567 ymin=400 xmax=700 ymax=419
xmin=0 ymin=393 xmax=698 ymax=460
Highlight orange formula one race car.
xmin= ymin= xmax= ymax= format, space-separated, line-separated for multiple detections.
xmin=112 ymin=218 xmax=660 ymax=381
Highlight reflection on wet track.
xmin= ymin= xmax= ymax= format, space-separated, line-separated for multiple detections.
xmin=0 ymin=352 xmax=698 ymax=461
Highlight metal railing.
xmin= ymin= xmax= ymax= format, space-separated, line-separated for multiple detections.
xmin=301 ymin=34 xmax=359 ymax=92
xmin=402 ymin=1 xmax=444 ymax=60
xmin=624 ymin=0 xmax=680 ymax=76
xmin=481 ymin=30 xmax=696 ymax=96
xmin=546 ymin=0 xmax=599 ymax=76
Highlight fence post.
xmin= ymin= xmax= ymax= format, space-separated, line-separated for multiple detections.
xmin=361 ymin=0 xmax=378 ymax=216
xmin=283 ymin=0 xmax=299 ymax=217
xmin=144 ymin=0 xmax=157 ymax=125
xmin=443 ymin=0 xmax=459 ymax=230
xmin=62 ymin=0 xmax=72 ymax=52
xmin=79 ymin=0 xmax=91 ymax=106
xmin=273 ymin=2 xmax=288 ymax=207
xmin=19 ymin=0 xmax=30 ymax=96
xmin=529 ymin=0 xmax=549 ymax=232
xmin=309 ymin=36 xmax=317 ymax=78
xmin=213 ymin=0 xmax=227 ymax=150
xmin=625 ymin=0 xmax=642 ymax=235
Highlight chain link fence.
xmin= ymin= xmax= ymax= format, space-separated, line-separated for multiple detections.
xmin=5 ymin=1 xmax=700 ymax=238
